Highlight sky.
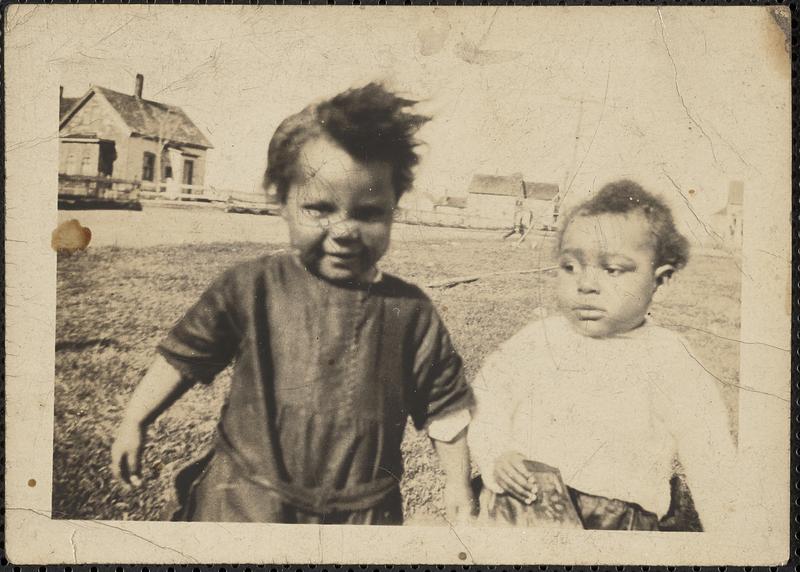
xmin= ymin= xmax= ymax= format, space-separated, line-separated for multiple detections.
xmin=48 ymin=5 xmax=789 ymax=245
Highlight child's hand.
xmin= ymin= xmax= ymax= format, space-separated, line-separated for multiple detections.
xmin=110 ymin=421 xmax=146 ymax=489
xmin=494 ymin=451 xmax=538 ymax=504
xmin=444 ymin=482 xmax=476 ymax=525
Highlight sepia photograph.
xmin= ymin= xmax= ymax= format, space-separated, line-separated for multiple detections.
xmin=4 ymin=4 xmax=792 ymax=565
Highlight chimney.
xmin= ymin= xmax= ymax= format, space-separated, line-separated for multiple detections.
xmin=59 ymin=86 xmax=64 ymax=100
xmin=134 ymin=74 xmax=144 ymax=98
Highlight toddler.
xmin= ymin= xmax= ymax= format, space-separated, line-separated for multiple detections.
xmin=468 ymin=180 xmax=737 ymax=531
xmin=111 ymin=84 xmax=474 ymax=525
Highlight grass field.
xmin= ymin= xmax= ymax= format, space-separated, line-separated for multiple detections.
xmin=54 ymin=235 xmax=741 ymax=523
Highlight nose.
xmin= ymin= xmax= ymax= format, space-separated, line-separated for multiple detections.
xmin=328 ymin=217 xmax=360 ymax=241
xmin=577 ymin=268 xmax=600 ymax=294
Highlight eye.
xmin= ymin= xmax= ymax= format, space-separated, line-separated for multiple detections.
xmin=300 ymin=203 xmax=334 ymax=218
xmin=559 ymin=260 xmax=575 ymax=273
xmin=605 ymin=266 xmax=626 ymax=276
xmin=352 ymin=206 xmax=389 ymax=222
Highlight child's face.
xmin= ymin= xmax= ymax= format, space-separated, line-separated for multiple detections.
xmin=556 ymin=212 xmax=673 ymax=338
xmin=281 ymin=136 xmax=395 ymax=284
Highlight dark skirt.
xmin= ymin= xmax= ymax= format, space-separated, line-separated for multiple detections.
xmin=168 ymin=449 xmax=403 ymax=525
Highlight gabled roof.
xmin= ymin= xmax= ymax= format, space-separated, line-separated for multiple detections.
xmin=60 ymin=86 xmax=213 ymax=149
xmin=467 ymin=174 xmax=524 ymax=197
xmin=60 ymin=97 xmax=79 ymax=120
xmin=523 ymin=181 xmax=559 ymax=201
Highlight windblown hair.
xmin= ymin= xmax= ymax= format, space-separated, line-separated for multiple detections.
xmin=558 ymin=179 xmax=690 ymax=270
xmin=264 ymin=83 xmax=430 ymax=203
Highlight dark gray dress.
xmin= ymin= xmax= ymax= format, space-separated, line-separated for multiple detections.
xmin=158 ymin=253 xmax=472 ymax=524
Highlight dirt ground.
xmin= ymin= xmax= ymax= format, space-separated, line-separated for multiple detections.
xmin=53 ymin=208 xmax=742 ymax=524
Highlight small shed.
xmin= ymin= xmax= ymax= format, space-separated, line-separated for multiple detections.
xmin=59 ymin=74 xmax=213 ymax=196
xmin=466 ymin=174 xmax=525 ymax=225
xmin=522 ymin=181 xmax=560 ymax=229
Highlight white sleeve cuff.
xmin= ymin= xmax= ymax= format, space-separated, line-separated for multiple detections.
xmin=425 ymin=408 xmax=471 ymax=442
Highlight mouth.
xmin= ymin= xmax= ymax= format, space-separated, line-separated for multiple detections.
xmin=572 ymin=306 xmax=605 ymax=320
xmin=321 ymin=251 xmax=365 ymax=270
xmin=325 ymin=250 xmax=361 ymax=260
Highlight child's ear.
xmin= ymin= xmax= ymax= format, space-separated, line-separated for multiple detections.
xmin=654 ymin=264 xmax=675 ymax=288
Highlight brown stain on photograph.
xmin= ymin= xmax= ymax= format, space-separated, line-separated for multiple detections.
xmin=52 ymin=219 xmax=92 ymax=254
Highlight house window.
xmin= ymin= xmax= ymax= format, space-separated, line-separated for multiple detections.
xmin=142 ymin=152 xmax=156 ymax=182
xmin=65 ymin=154 xmax=76 ymax=175
xmin=81 ymin=155 xmax=93 ymax=176
xmin=182 ymin=159 xmax=194 ymax=186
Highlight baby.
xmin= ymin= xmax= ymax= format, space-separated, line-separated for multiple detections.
xmin=468 ymin=180 xmax=737 ymax=531
xmin=111 ymin=84 xmax=474 ymax=525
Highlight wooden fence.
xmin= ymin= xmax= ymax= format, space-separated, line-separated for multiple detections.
xmin=58 ymin=174 xmax=142 ymax=209
xmin=139 ymin=183 xmax=228 ymax=203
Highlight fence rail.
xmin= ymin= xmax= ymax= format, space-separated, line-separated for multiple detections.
xmin=139 ymin=183 xmax=226 ymax=200
xmin=59 ymin=174 xmax=141 ymax=193
xmin=58 ymin=174 xmax=142 ymax=209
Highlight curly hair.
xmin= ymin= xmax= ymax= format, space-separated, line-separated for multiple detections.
xmin=263 ymin=83 xmax=430 ymax=203
xmin=558 ymin=179 xmax=690 ymax=270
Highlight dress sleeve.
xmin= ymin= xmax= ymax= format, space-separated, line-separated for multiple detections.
xmin=409 ymin=304 xmax=473 ymax=432
xmin=157 ymin=267 xmax=245 ymax=384
xmin=467 ymin=343 xmax=524 ymax=494
xmin=664 ymin=338 xmax=739 ymax=533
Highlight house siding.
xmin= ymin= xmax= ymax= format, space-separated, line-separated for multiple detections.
xmin=467 ymin=194 xmax=520 ymax=226
xmin=59 ymin=95 xmax=130 ymax=177
xmin=59 ymin=141 xmax=97 ymax=175
xmin=126 ymin=137 xmax=160 ymax=182
xmin=180 ymin=149 xmax=207 ymax=187
xmin=127 ymin=136 xmax=208 ymax=188
xmin=521 ymin=197 xmax=558 ymax=229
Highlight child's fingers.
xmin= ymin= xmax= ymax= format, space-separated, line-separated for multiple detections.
xmin=128 ymin=444 xmax=142 ymax=477
xmin=509 ymin=456 xmax=536 ymax=480
xmin=497 ymin=470 xmax=532 ymax=501
xmin=110 ymin=444 xmax=141 ymax=489
xmin=504 ymin=462 xmax=536 ymax=493
xmin=114 ymin=454 xmax=133 ymax=489
xmin=126 ymin=444 xmax=143 ymax=487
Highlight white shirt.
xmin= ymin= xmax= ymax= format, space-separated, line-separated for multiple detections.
xmin=468 ymin=314 xmax=738 ymax=530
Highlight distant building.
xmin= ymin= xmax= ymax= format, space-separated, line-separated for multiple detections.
xmin=466 ymin=174 xmax=525 ymax=225
xmin=465 ymin=174 xmax=559 ymax=229
xmin=522 ymin=181 xmax=560 ymax=230
xmin=711 ymin=181 xmax=744 ymax=246
xmin=433 ymin=195 xmax=468 ymax=215
xmin=59 ymin=74 xmax=213 ymax=194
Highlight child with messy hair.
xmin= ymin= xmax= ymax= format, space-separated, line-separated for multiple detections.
xmin=111 ymin=84 xmax=475 ymax=525
xmin=468 ymin=180 xmax=737 ymax=531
